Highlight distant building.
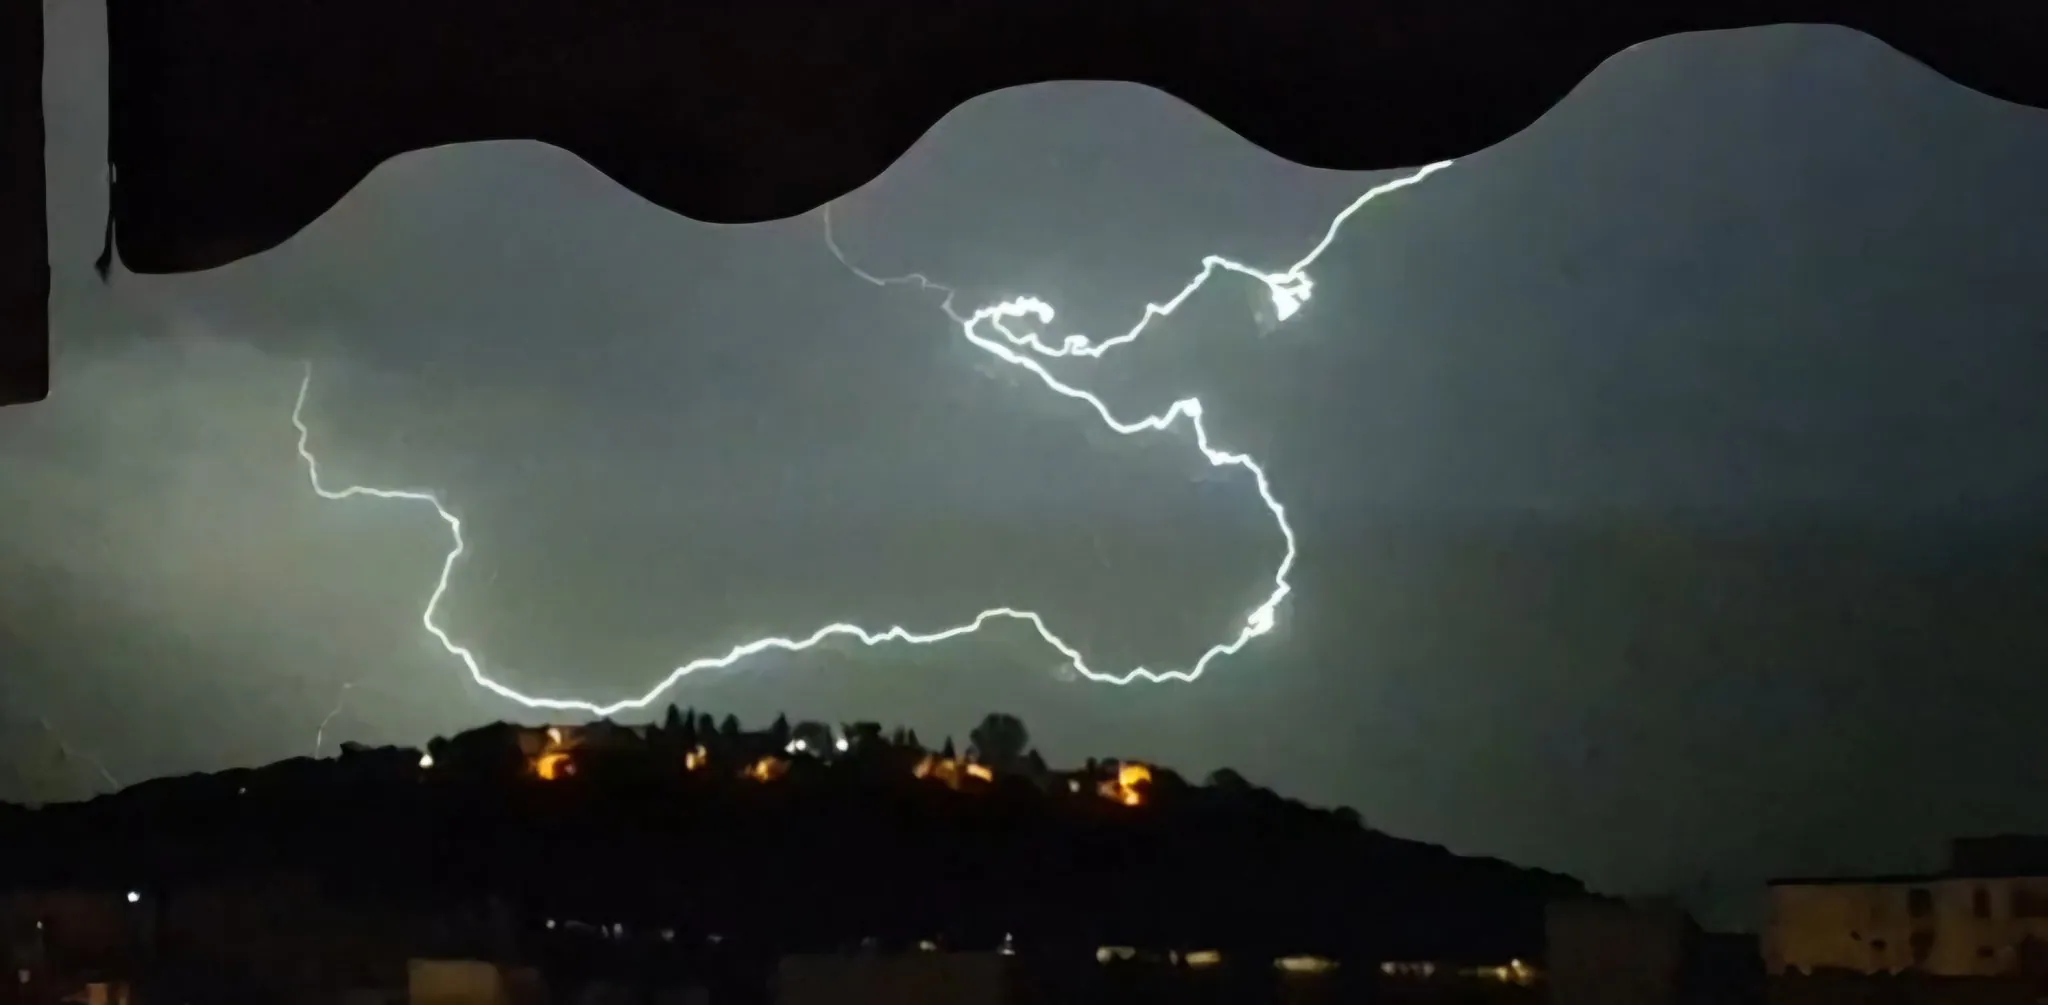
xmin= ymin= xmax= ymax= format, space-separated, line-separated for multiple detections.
xmin=1548 ymin=898 xmax=1692 ymax=1005
xmin=774 ymin=951 xmax=1010 ymax=1005
xmin=408 ymin=958 xmax=546 ymax=1005
xmin=1766 ymin=837 xmax=2048 ymax=979
xmin=1546 ymin=897 xmax=1759 ymax=1005
xmin=1766 ymin=873 xmax=2048 ymax=977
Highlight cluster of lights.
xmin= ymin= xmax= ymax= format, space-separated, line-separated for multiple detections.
xmin=509 ymin=722 xmax=1154 ymax=809
xmin=1475 ymin=959 xmax=1539 ymax=985
xmin=522 ymin=915 xmax=1356 ymax=974
xmin=1378 ymin=958 xmax=1538 ymax=985
xmin=1274 ymin=955 xmax=1340 ymax=975
xmin=911 ymin=753 xmax=995 ymax=789
xmin=1093 ymin=947 xmax=1328 ymax=972
xmin=529 ymin=726 xmax=578 ymax=781
xmin=290 ymin=161 xmax=1454 ymax=715
xmin=1095 ymin=762 xmax=1152 ymax=807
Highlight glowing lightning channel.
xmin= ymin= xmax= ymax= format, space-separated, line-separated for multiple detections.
xmin=36 ymin=715 xmax=120 ymax=792
xmin=292 ymin=159 xmax=1454 ymax=720
xmin=313 ymin=682 xmax=355 ymax=758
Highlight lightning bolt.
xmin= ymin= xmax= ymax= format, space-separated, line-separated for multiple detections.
xmin=313 ymin=681 xmax=354 ymax=758
xmin=292 ymin=160 xmax=1454 ymax=718
xmin=36 ymin=715 xmax=120 ymax=793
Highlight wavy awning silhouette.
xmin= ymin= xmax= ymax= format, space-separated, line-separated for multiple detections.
xmin=0 ymin=1 xmax=2045 ymax=405
xmin=95 ymin=0 xmax=2048 ymax=274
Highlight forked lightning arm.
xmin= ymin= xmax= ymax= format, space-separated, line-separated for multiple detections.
xmin=291 ymin=160 xmax=1454 ymax=719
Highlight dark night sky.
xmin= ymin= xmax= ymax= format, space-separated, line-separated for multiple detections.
xmin=8 ymin=10 xmax=2048 ymax=927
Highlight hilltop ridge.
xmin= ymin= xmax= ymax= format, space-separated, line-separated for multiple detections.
xmin=0 ymin=709 xmax=1588 ymax=962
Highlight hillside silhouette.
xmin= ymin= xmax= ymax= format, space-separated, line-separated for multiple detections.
xmin=0 ymin=710 xmax=1586 ymax=963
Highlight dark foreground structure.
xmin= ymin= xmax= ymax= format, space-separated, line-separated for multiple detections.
xmin=0 ymin=711 xmax=1584 ymax=1003
xmin=8 ymin=1 xmax=2048 ymax=404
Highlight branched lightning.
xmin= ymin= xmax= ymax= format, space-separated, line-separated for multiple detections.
xmin=292 ymin=159 xmax=1454 ymax=721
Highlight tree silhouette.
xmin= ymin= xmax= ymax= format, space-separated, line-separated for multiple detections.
xmin=968 ymin=713 xmax=1029 ymax=771
xmin=791 ymin=721 xmax=834 ymax=754
xmin=1206 ymin=768 xmax=1252 ymax=793
xmin=15 ymin=705 xmax=1593 ymax=967
xmin=427 ymin=724 xmax=524 ymax=781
